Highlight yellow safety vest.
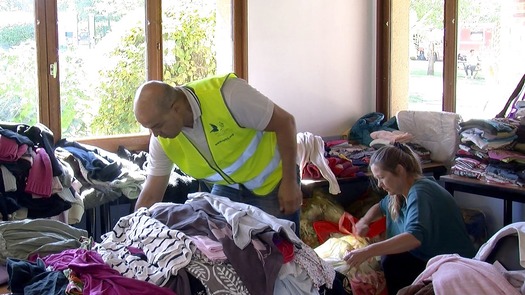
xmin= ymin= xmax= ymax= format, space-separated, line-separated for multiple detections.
xmin=158 ymin=73 xmax=282 ymax=195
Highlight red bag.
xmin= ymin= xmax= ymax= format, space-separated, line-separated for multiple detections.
xmin=339 ymin=212 xmax=386 ymax=239
xmin=313 ymin=212 xmax=386 ymax=244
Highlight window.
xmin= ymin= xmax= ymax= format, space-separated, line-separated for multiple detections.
xmin=0 ymin=0 xmax=246 ymax=150
xmin=378 ymin=0 xmax=525 ymax=121
xmin=57 ymin=0 xmax=146 ymax=138
xmin=0 ymin=1 xmax=38 ymax=126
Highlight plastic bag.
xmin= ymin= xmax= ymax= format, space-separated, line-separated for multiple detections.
xmin=313 ymin=212 xmax=386 ymax=244
xmin=300 ymin=192 xmax=346 ymax=248
xmin=314 ymin=212 xmax=387 ymax=295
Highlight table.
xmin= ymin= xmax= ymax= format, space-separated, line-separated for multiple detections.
xmin=441 ymin=174 xmax=525 ymax=226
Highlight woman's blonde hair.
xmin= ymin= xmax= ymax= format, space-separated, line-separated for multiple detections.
xmin=369 ymin=143 xmax=423 ymax=220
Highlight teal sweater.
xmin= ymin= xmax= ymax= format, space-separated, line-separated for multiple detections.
xmin=379 ymin=177 xmax=476 ymax=261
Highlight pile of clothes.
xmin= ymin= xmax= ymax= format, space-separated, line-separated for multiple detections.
xmin=452 ymin=118 xmax=525 ymax=186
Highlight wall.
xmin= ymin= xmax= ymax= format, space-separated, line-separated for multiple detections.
xmin=390 ymin=0 xmax=410 ymax=115
xmin=247 ymin=0 xmax=376 ymax=137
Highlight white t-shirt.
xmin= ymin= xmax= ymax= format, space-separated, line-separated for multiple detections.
xmin=147 ymin=77 xmax=275 ymax=176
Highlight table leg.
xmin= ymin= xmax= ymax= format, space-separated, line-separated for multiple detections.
xmin=503 ymin=200 xmax=513 ymax=226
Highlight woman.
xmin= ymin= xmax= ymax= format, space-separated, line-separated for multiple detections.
xmin=344 ymin=143 xmax=476 ymax=295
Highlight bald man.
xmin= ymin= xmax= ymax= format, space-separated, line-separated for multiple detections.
xmin=133 ymin=73 xmax=302 ymax=234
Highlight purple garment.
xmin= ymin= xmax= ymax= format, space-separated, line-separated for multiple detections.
xmin=42 ymin=248 xmax=176 ymax=295
xmin=0 ymin=264 xmax=8 ymax=285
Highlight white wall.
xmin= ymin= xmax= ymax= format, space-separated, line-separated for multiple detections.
xmin=247 ymin=0 xmax=376 ymax=137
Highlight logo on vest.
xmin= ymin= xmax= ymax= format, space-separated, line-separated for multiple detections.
xmin=210 ymin=123 xmax=220 ymax=133
xmin=209 ymin=122 xmax=234 ymax=146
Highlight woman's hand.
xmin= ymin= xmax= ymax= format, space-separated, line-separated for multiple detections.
xmin=354 ymin=219 xmax=370 ymax=237
xmin=344 ymin=247 xmax=372 ymax=269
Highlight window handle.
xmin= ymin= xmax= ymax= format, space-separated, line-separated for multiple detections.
xmin=49 ymin=62 xmax=57 ymax=79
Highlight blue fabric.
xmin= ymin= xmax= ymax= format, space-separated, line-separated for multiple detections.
xmin=349 ymin=112 xmax=397 ymax=146
xmin=61 ymin=146 xmax=122 ymax=182
xmin=7 ymin=258 xmax=68 ymax=295
xmin=379 ymin=177 xmax=476 ymax=261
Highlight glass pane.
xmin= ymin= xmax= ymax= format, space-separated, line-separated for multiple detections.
xmin=456 ymin=0 xmax=525 ymax=120
xmin=57 ymin=0 xmax=146 ymax=137
xmin=0 ymin=1 xmax=38 ymax=125
xmin=408 ymin=0 xmax=445 ymax=112
xmin=162 ymin=0 xmax=233 ymax=86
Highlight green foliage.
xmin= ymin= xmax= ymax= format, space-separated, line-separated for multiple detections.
xmin=162 ymin=7 xmax=217 ymax=86
xmin=0 ymin=23 xmax=34 ymax=48
xmin=0 ymin=41 xmax=38 ymax=125
xmin=59 ymin=51 xmax=93 ymax=137
xmin=0 ymin=0 xmax=218 ymax=137
xmin=410 ymin=0 xmax=444 ymax=29
xmin=90 ymin=25 xmax=146 ymax=135
xmin=91 ymin=2 xmax=217 ymax=135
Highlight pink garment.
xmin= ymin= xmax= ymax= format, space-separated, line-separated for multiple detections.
xmin=370 ymin=130 xmax=414 ymax=143
xmin=0 ymin=136 xmax=28 ymax=162
xmin=43 ymin=248 xmax=176 ymax=295
xmin=302 ymin=163 xmax=322 ymax=179
xmin=413 ymin=254 xmax=520 ymax=295
xmin=25 ymin=148 xmax=53 ymax=197
xmin=327 ymin=157 xmax=357 ymax=177
xmin=488 ymin=149 xmax=525 ymax=163
xmin=325 ymin=139 xmax=348 ymax=148
xmin=189 ymin=235 xmax=227 ymax=261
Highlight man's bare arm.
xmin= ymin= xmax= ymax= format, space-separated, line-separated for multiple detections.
xmin=265 ymin=104 xmax=302 ymax=214
xmin=134 ymin=174 xmax=170 ymax=210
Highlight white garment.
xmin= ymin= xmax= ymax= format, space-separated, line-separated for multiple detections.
xmin=475 ymin=222 xmax=525 ymax=268
xmin=186 ymin=192 xmax=302 ymax=250
xmin=0 ymin=165 xmax=16 ymax=192
xmin=274 ymin=261 xmax=320 ymax=295
xmin=296 ymin=132 xmax=340 ymax=194
xmin=95 ymin=208 xmax=194 ymax=286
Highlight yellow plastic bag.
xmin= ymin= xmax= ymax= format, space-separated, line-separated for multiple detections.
xmin=300 ymin=191 xmax=345 ymax=248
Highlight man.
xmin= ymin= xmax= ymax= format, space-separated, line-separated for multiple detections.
xmin=464 ymin=49 xmax=480 ymax=79
xmin=133 ymin=73 xmax=302 ymax=233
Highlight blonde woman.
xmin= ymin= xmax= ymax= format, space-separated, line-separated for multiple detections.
xmin=344 ymin=143 xmax=475 ymax=294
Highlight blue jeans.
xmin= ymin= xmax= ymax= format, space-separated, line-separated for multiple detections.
xmin=211 ymin=183 xmax=301 ymax=237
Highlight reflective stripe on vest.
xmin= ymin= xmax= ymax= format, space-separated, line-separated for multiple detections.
xmin=241 ymin=148 xmax=281 ymax=191
xmin=204 ymin=131 xmax=263 ymax=182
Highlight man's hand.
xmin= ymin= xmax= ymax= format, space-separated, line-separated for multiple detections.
xmin=278 ymin=179 xmax=303 ymax=214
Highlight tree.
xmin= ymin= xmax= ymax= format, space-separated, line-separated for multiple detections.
xmin=410 ymin=0 xmax=500 ymax=75
xmin=91 ymin=1 xmax=217 ymax=135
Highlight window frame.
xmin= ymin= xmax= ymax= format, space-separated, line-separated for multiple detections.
xmin=33 ymin=0 xmax=246 ymax=152
xmin=376 ymin=0 xmax=458 ymax=118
